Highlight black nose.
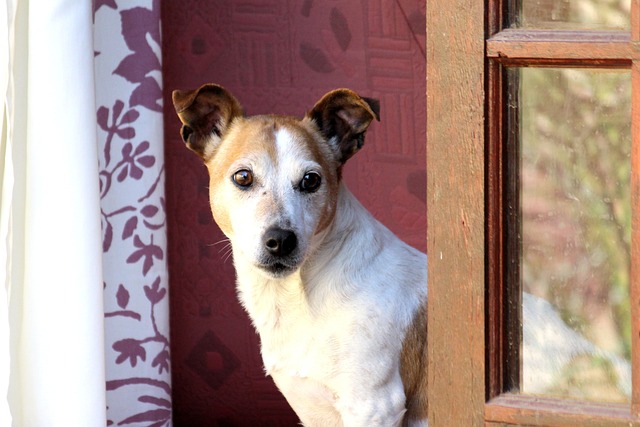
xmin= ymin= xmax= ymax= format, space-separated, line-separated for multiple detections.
xmin=263 ymin=227 xmax=297 ymax=257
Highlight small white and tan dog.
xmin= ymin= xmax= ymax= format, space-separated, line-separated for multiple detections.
xmin=172 ymin=84 xmax=428 ymax=426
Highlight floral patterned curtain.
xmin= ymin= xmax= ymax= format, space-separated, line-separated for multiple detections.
xmin=94 ymin=0 xmax=172 ymax=425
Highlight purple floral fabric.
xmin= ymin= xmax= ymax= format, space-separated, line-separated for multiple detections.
xmin=94 ymin=0 xmax=171 ymax=425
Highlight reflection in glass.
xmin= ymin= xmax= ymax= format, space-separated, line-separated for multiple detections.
xmin=514 ymin=0 xmax=630 ymax=29
xmin=517 ymin=68 xmax=631 ymax=403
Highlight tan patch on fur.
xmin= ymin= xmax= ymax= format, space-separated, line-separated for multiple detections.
xmin=205 ymin=116 xmax=277 ymax=235
xmin=400 ymin=301 xmax=428 ymax=424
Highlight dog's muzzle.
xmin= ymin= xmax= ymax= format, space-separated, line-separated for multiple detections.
xmin=264 ymin=227 xmax=297 ymax=257
xmin=259 ymin=227 xmax=299 ymax=276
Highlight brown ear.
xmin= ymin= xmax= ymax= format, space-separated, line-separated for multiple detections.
xmin=171 ymin=84 xmax=244 ymax=160
xmin=306 ymin=89 xmax=380 ymax=164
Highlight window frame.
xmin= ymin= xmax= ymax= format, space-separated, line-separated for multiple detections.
xmin=427 ymin=0 xmax=640 ymax=425
xmin=426 ymin=0 xmax=487 ymax=425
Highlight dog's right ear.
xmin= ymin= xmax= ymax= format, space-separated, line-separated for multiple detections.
xmin=172 ymin=84 xmax=244 ymax=161
xmin=307 ymin=89 xmax=380 ymax=165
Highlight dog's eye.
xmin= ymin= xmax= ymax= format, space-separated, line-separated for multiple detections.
xmin=232 ymin=169 xmax=254 ymax=188
xmin=299 ymin=172 xmax=321 ymax=193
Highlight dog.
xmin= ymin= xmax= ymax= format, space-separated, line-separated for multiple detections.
xmin=172 ymin=84 xmax=428 ymax=426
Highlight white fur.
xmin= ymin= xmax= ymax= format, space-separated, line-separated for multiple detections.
xmin=234 ymin=186 xmax=426 ymax=426
xmin=220 ymin=127 xmax=427 ymax=426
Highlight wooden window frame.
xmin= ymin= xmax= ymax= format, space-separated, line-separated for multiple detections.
xmin=427 ymin=0 xmax=640 ymax=425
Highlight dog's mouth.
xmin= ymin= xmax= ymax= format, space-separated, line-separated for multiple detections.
xmin=257 ymin=260 xmax=299 ymax=278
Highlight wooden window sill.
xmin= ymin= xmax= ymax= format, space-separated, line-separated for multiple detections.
xmin=485 ymin=393 xmax=640 ymax=426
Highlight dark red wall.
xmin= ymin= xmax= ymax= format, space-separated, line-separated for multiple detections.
xmin=162 ymin=1 xmax=426 ymax=425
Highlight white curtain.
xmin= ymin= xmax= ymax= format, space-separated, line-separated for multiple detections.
xmin=1 ymin=0 xmax=107 ymax=425
xmin=1 ymin=0 xmax=171 ymax=425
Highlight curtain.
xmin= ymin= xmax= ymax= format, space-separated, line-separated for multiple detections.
xmin=1 ymin=0 xmax=107 ymax=425
xmin=94 ymin=0 xmax=171 ymax=425
xmin=1 ymin=0 xmax=171 ymax=425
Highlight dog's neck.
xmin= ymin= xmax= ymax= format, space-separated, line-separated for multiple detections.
xmin=233 ymin=183 xmax=386 ymax=333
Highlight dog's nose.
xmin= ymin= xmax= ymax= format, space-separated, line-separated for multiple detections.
xmin=263 ymin=227 xmax=297 ymax=257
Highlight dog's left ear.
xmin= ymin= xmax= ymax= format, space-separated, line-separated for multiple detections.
xmin=307 ymin=89 xmax=380 ymax=164
xmin=172 ymin=83 xmax=244 ymax=161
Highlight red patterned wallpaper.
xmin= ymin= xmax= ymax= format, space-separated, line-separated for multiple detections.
xmin=162 ymin=1 xmax=426 ymax=424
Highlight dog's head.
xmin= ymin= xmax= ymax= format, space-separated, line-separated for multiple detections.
xmin=172 ymin=84 xmax=379 ymax=278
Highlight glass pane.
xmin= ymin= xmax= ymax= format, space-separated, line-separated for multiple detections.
xmin=516 ymin=68 xmax=632 ymax=403
xmin=513 ymin=0 xmax=631 ymax=30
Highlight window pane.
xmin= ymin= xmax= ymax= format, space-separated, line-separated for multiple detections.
xmin=512 ymin=0 xmax=631 ymax=29
xmin=517 ymin=68 xmax=632 ymax=403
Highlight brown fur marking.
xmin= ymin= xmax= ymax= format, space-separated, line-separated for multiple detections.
xmin=400 ymin=301 xmax=428 ymax=424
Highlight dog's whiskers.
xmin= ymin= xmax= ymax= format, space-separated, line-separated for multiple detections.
xmin=209 ymin=238 xmax=230 ymax=247
xmin=209 ymin=238 xmax=233 ymax=263
xmin=222 ymin=248 xmax=233 ymax=263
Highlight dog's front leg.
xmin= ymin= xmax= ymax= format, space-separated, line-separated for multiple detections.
xmin=334 ymin=378 xmax=407 ymax=427
xmin=270 ymin=372 xmax=344 ymax=427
